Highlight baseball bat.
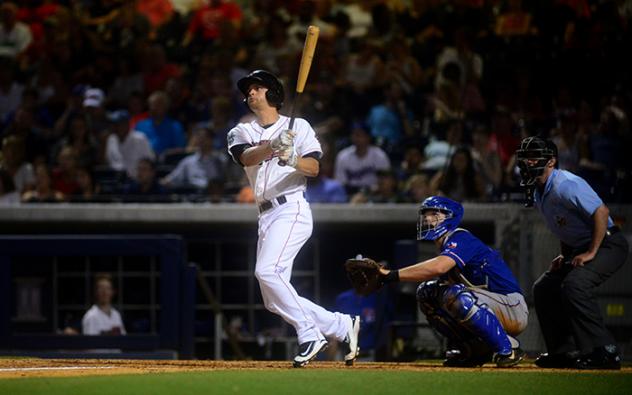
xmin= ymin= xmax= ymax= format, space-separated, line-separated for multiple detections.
xmin=279 ymin=25 xmax=320 ymax=166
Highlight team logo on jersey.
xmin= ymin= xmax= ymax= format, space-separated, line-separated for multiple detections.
xmin=227 ymin=130 xmax=236 ymax=146
xmin=447 ymin=242 xmax=458 ymax=249
xmin=555 ymin=215 xmax=567 ymax=227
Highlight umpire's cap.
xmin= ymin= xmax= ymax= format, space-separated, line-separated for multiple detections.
xmin=237 ymin=70 xmax=284 ymax=109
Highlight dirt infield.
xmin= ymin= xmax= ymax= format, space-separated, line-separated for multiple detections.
xmin=1 ymin=359 xmax=631 ymax=379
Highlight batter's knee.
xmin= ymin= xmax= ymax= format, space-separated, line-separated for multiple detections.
xmin=442 ymin=284 xmax=478 ymax=322
xmin=254 ymin=266 xmax=277 ymax=285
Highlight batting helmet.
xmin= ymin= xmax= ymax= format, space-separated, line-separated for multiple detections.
xmin=237 ymin=70 xmax=284 ymax=109
xmin=417 ymin=196 xmax=464 ymax=241
xmin=515 ymin=136 xmax=557 ymax=186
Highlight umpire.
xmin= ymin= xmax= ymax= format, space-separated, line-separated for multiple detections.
xmin=516 ymin=136 xmax=629 ymax=370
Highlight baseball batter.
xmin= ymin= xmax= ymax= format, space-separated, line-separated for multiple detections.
xmin=227 ymin=70 xmax=360 ymax=367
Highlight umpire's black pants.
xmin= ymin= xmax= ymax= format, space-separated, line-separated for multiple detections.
xmin=533 ymin=230 xmax=629 ymax=355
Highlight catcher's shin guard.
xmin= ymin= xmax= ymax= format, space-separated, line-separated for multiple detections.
xmin=442 ymin=284 xmax=512 ymax=356
xmin=417 ymin=281 xmax=472 ymax=344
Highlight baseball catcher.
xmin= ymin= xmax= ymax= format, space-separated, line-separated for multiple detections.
xmin=345 ymin=196 xmax=529 ymax=367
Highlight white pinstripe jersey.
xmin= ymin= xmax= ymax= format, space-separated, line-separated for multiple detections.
xmin=227 ymin=115 xmax=322 ymax=203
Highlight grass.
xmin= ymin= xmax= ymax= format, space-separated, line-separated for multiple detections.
xmin=1 ymin=369 xmax=631 ymax=395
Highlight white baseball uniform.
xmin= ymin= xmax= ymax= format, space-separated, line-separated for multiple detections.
xmin=228 ymin=115 xmax=352 ymax=344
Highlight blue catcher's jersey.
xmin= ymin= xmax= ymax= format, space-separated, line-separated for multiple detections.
xmin=439 ymin=229 xmax=522 ymax=295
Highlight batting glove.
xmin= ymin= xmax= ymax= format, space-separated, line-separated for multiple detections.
xmin=270 ymin=129 xmax=295 ymax=152
xmin=278 ymin=147 xmax=298 ymax=168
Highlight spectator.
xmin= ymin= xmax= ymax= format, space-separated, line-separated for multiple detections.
xmin=108 ymin=59 xmax=145 ymax=109
xmin=254 ymin=14 xmax=301 ymax=76
xmin=334 ymin=124 xmax=390 ymax=195
xmin=471 ymin=126 xmax=503 ymax=197
xmin=0 ymin=135 xmax=34 ymax=193
xmin=82 ymin=274 xmax=126 ymax=336
xmin=350 ymin=169 xmax=405 ymax=204
xmin=403 ymin=173 xmax=431 ymax=203
xmin=421 ymin=120 xmax=463 ymax=172
xmin=494 ymin=0 xmax=535 ymax=37
xmin=54 ymin=114 xmax=97 ymax=169
xmin=306 ymin=172 xmax=348 ymax=203
xmin=3 ymin=106 xmax=50 ymax=164
xmin=384 ymin=37 xmax=422 ymax=95
xmin=82 ymin=87 xmax=110 ymax=137
xmin=161 ymin=127 xmax=226 ymax=190
xmin=0 ymin=2 xmax=32 ymax=59
xmin=182 ymin=0 xmax=242 ymax=47
xmin=21 ymin=163 xmax=63 ymax=202
xmin=396 ymin=146 xmax=424 ymax=182
xmin=106 ymin=110 xmax=155 ymax=180
xmin=366 ymin=82 xmax=414 ymax=152
xmin=0 ymin=168 xmax=19 ymax=204
xmin=0 ymin=58 xmax=23 ymax=123
xmin=235 ymin=184 xmax=255 ymax=203
xmin=135 ymin=0 xmax=174 ymax=30
xmin=551 ymin=110 xmax=580 ymax=172
xmin=51 ymin=146 xmax=79 ymax=196
xmin=142 ymin=44 xmax=181 ymax=94
xmin=122 ymin=158 xmax=166 ymax=198
xmin=207 ymin=96 xmax=236 ymax=150
xmin=430 ymin=147 xmax=486 ymax=202
xmin=135 ymin=91 xmax=186 ymax=157
xmin=71 ymin=167 xmax=100 ymax=202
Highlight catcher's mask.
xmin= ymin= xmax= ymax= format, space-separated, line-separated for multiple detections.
xmin=515 ymin=136 xmax=557 ymax=186
xmin=237 ymin=69 xmax=284 ymax=109
xmin=417 ymin=196 xmax=464 ymax=241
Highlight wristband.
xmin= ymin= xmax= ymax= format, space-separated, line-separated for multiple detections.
xmin=383 ymin=270 xmax=400 ymax=284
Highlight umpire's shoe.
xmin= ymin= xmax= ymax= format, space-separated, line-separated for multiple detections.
xmin=573 ymin=345 xmax=621 ymax=370
xmin=493 ymin=348 xmax=526 ymax=368
xmin=534 ymin=352 xmax=578 ymax=369
xmin=293 ymin=339 xmax=328 ymax=368
xmin=342 ymin=315 xmax=361 ymax=366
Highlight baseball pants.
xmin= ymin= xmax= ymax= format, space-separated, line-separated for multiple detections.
xmin=255 ymin=198 xmax=350 ymax=344
xmin=533 ymin=231 xmax=629 ymax=354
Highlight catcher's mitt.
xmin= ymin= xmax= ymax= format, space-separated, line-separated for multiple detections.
xmin=344 ymin=257 xmax=384 ymax=296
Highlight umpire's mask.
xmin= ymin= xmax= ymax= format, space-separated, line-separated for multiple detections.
xmin=515 ymin=136 xmax=557 ymax=186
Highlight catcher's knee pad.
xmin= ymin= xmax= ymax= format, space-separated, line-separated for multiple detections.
xmin=442 ymin=283 xmax=478 ymax=322
xmin=416 ymin=280 xmax=442 ymax=315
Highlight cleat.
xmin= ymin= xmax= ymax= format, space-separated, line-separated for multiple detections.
xmin=493 ymin=348 xmax=525 ymax=368
xmin=293 ymin=339 xmax=328 ymax=368
xmin=342 ymin=315 xmax=360 ymax=366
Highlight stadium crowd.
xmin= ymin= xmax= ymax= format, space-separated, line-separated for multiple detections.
xmin=0 ymin=0 xmax=630 ymax=204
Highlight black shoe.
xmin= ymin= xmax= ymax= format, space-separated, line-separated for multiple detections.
xmin=493 ymin=348 xmax=525 ymax=368
xmin=293 ymin=339 xmax=328 ymax=368
xmin=534 ymin=352 xmax=577 ymax=369
xmin=574 ymin=346 xmax=621 ymax=370
xmin=443 ymin=349 xmax=493 ymax=367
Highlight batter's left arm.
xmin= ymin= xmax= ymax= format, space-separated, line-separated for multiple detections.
xmin=294 ymin=154 xmax=319 ymax=177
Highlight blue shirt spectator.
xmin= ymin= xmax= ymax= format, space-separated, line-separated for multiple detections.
xmin=306 ymin=175 xmax=348 ymax=203
xmin=135 ymin=91 xmax=186 ymax=156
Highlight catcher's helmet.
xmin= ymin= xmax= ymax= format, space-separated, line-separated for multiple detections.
xmin=417 ymin=196 xmax=464 ymax=241
xmin=515 ymin=136 xmax=557 ymax=186
xmin=237 ymin=70 xmax=284 ymax=109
